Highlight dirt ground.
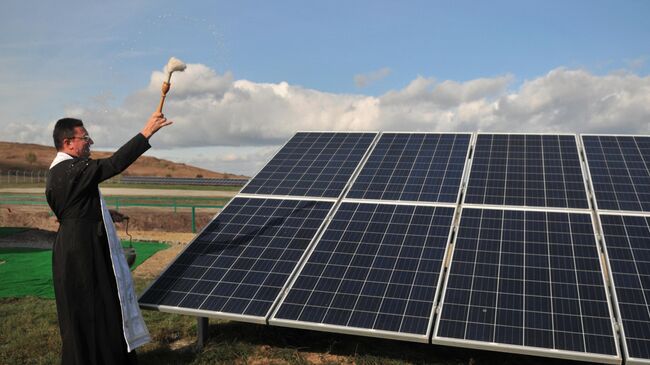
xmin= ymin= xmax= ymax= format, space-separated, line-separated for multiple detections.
xmin=0 ymin=204 xmax=216 ymax=278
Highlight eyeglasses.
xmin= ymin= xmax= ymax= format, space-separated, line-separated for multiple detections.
xmin=70 ymin=135 xmax=91 ymax=141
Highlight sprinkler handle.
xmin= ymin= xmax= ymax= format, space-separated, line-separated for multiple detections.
xmin=157 ymin=82 xmax=171 ymax=113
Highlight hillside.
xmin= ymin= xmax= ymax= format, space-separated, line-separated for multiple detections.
xmin=0 ymin=141 xmax=247 ymax=179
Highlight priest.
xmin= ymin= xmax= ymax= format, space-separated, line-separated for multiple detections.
xmin=46 ymin=112 xmax=172 ymax=364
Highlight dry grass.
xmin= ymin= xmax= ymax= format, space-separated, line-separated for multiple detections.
xmin=0 ymin=282 xmax=583 ymax=365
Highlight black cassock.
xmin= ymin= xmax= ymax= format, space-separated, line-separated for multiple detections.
xmin=46 ymin=134 xmax=150 ymax=365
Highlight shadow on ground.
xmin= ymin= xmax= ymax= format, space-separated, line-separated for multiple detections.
xmin=139 ymin=320 xmax=587 ymax=365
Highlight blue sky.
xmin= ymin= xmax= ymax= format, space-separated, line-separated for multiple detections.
xmin=1 ymin=1 xmax=649 ymax=175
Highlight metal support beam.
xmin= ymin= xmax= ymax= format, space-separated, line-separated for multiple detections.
xmin=197 ymin=317 xmax=209 ymax=350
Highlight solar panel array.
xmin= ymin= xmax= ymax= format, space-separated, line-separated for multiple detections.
xmin=140 ymin=132 xmax=377 ymax=322
xmin=140 ymin=131 xmax=650 ymax=365
xmin=268 ymin=133 xmax=471 ymax=340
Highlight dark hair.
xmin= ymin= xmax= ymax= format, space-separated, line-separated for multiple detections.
xmin=53 ymin=118 xmax=84 ymax=150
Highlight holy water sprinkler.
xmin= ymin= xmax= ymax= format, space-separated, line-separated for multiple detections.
xmin=156 ymin=57 xmax=187 ymax=113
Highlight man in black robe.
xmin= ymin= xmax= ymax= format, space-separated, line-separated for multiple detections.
xmin=46 ymin=112 xmax=172 ymax=364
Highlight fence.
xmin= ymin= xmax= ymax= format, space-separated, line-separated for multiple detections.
xmin=0 ymin=194 xmax=226 ymax=233
xmin=0 ymin=170 xmax=49 ymax=184
xmin=0 ymin=170 xmax=248 ymax=187
xmin=120 ymin=176 xmax=249 ymax=186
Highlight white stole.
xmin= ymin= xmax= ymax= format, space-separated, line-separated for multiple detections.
xmin=99 ymin=192 xmax=151 ymax=351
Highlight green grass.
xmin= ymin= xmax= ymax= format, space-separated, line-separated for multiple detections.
xmin=0 ymin=279 xmax=583 ymax=365
xmin=0 ymin=241 xmax=169 ymax=299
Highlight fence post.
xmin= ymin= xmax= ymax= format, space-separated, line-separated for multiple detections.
xmin=192 ymin=206 xmax=196 ymax=233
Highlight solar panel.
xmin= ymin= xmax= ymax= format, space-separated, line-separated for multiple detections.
xmin=433 ymin=207 xmax=620 ymax=363
xmin=139 ymin=197 xmax=333 ymax=322
xmin=582 ymin=135 xmax=650 ymax=213
xmin=599 ymin=214 xmax=650 ymax=364
xmin=464 ymin=134 xmax=589 ymax=209
xmin=241 ymin=132 xmax=377 ymax=198
xmin=270 ymin=202 xmax=455 ymax=341
xmin=346 ymin=133 xmax=471 ymax=203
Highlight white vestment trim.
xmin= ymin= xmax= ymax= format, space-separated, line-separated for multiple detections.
xmin=50 ymin=153 xmax=151 ymax=351
xmin=99 ymin=191 xmax=151 ymax=351
xmin=50 ymin=152 xmax=73 ymax=168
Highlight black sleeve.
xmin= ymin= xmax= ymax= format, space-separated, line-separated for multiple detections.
xmin=76 ymin=133 xmax=151 ymax=188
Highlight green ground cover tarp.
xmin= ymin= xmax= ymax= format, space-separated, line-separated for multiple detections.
xmin=0 ymin=241 xmax=169 ymax=299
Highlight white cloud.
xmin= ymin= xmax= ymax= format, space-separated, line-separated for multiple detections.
xmin=4 ymin=65 xmax=650 ymax=175
xmin=354 ymin=67 xmax=391 ymax=88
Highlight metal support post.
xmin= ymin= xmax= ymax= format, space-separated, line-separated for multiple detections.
xmin=197 ymin=317 xmax=209 ymax=350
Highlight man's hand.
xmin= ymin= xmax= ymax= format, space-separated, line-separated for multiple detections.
xmin=141 ymin=112 xmax=173 ymax=139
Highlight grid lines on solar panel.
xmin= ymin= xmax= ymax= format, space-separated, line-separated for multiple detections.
xmin=139 ymin=197 xmax=333 ymax=318
xmin=582 ymin=135 xmax=650 ymax=212
xmin=436 ymin=208 xmax=617 ymax=356
xmin=273 ymin=202 xmax=454 ymax=338
xmin=464 ymin=134 xmax=589 ymax=209
xmin=241 ymin=132 xmax=376 ymax=198
xmin=599 ymin=214 xmax=650 ymax=361
xmin=346 ymin=133 xmax=470 ymax=203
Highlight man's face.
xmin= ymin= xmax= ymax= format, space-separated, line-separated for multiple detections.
xmin=66 ymin=126 xmax=93 ymax=158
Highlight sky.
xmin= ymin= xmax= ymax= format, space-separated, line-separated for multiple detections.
xmin=1 ymin=0 xmax=649 ymax=176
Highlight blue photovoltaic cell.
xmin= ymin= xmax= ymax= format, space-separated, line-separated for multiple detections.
xmin=582 ymin=135 xmax=650 ymax=212
xmin=436 ymin=208 xmax=616 ymax=356
xmin=139 ymin=197 xmax=333 ymax=318
xmin=346 ymin=133 xmax=470 ymax=203
xmin=465 ymin=134 xmax=589 ymax=209
xmin=273 ymin=202 xmax=454 ymax=337
xmin=599 ymin=214 xmax=650 ymax=361
xmin=241 ymin=132 xmax=376 ymax=198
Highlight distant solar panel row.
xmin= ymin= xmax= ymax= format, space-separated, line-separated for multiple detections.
xmin=120 ymin=176 xmax=250 ymax=186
